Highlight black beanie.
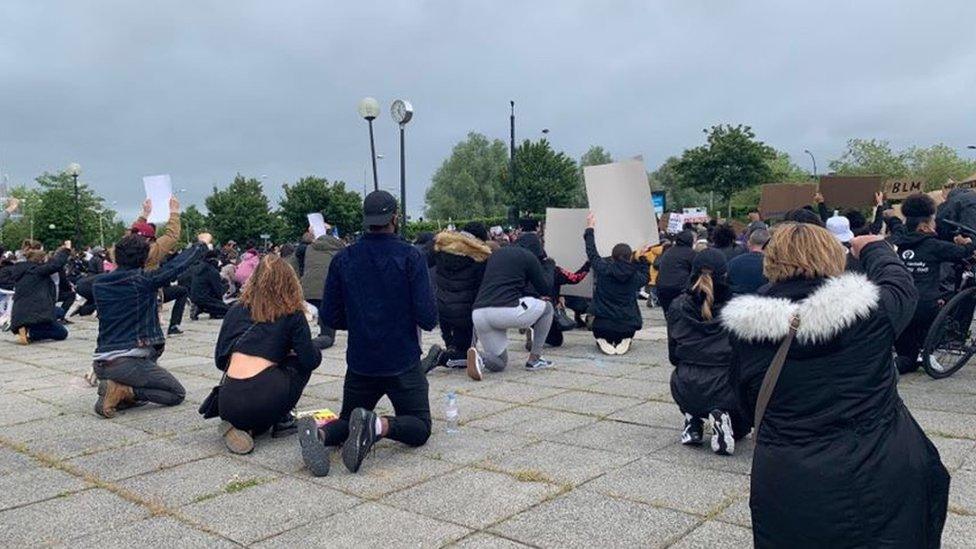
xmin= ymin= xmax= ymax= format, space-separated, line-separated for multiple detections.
xmin=691 ymin=248 xmax=728 ymax=280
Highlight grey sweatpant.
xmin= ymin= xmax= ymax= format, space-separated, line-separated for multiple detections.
xmin=472 ymin=297 xmax=554 ymax=372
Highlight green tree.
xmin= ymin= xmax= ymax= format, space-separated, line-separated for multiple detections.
xmin=648 ymin=156 xmax=708 ymax=211
xmin=25 ymin=171 xmax=122 ymax=249
xmin=424 ymin=132 xmax=509 ymax=220
xmin=180 ymin=204 xmax=208 ymax=244
xmin=204 ymin=175 xmax=277 ymax=244
xmin=279 ymin=176 xmax=363 ymax=240
xmin=577 ymin=145 xmax=614 ymax=207
xmin=730 ymin=150 xmax=810 ymax=215
xmin=906 ymin=144 xmax=976 ymax=190
xmin=674 ymin=124 xmax=776 ymax=216
xmin=502 ymin=139 xmax=582 ymax=214
xmin=827 ymin=139 xmax=909 ymax=179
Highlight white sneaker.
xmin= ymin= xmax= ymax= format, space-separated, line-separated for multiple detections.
xmin=596 ymin=338 xmax=616 ymax=355
xmin=466 ymin=347 xmax=484 ymax=381
xmin=638 ymin=288 xmax=650 ymax=300
xmin=710 ymin=410 xmax=735 ymax=456
xmin=928 ymin=355 xmax=946 ymax=373
xmin=616 ymin=338 xmax=632 ymax=355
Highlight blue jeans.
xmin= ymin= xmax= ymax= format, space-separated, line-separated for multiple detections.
xmin=28 ymin=321 xmax=68 ymax=342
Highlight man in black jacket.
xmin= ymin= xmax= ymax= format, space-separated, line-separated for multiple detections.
xmin=891 ymin=193 xmax=976 ymax=373
xmin=655 ymin=230 xmax=696 ymax=312
xmin=469 ymin=237 xmax=554 ymax=380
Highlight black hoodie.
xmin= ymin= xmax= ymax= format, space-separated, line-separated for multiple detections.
xmin=584 ymin=228 xmax=649 ymax=331
xmin=656 ymin=230 xmax=696 ymax=289
xmin=890 ymin=229 xmax=976 ymax=302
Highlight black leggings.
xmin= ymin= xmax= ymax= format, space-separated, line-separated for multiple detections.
xmin=218 ymin=356 xmax=312 ymax=434
xmin=322 ymin=364 xmax=431 ymax=447
xmin=592 ymin=317 xmax=635 ymax=346
xmin=195 ymin=297 xmax=230 ymax=319
xmin=439 ymin=317 xmax=474 ymax=362
xmin=894 ymin=300 xmax=939 ymax=373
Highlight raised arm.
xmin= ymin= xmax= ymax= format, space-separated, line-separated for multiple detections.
xmin=149 ymin=242 xmax=206 ymax=288
xmin=852 ymin=236 xmax=918 ymax=336
xmin=36 ymin=246 xmax=71 ymax=276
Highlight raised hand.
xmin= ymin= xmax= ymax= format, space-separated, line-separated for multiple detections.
xmin=586 ymin=212 xmax=596 ymax=229
xmin=169 ymin=195 xmax=180 ymax=214
xmin=141 ymin=198 xmax=152 ymax=218
xmin=850 ymin=234 xmax=883 ymax=258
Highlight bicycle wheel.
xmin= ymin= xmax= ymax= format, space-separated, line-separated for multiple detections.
xmin=922 ymin=288 xmax=976 ymax=379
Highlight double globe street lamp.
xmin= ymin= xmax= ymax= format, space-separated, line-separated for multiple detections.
xmin=67 ymin=162 xmax=82 ymax=245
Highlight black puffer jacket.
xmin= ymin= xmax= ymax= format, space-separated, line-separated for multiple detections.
xmin=584 ymin=228 xmax=648 ymax=331
xmin=722 ymin=242 xmax=949 ymax=548
xmin=667 ymin=289 xmax=744 ymax=424
xmin=433 ymin=231 xmax=491 ymax=326
xmin=10 ymin=249 xmax=69 ymax=332
xmin=656 ymin=230 xmax=696 ymax=289
xmin=937 ymin=187 xmax=976 ymax=239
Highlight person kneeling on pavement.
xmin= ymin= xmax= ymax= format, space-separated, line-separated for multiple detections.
xmin=190 ymin=249 xmax=231 ymax=320
xmin=584 ymin=213 xmax=650 ymax=356
xmin=667 ymin=249 xmax=747 ymax=456
xmin=298 ymin=191 xmax=437 ymax=477
xmin=91 ymin=232 xmax=209 ymax=418
xmin=213 ymin=254 xmax=322 ymax=455
xmin=10 ymin=243 xmax=72 ymax=345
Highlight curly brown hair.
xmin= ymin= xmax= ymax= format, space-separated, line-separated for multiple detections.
xmin=238 ymin=254 xmax=306 ymax=323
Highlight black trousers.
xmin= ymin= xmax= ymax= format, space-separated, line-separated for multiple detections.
xmin=439 ymin=317 xmax=473 ymax=362
xmin=75 ymin=276 xmax=98 ymax=316
xmin=218 ymin=356 xmax=311 ymax=434
xmin=93 ymin=351 xmax=185 ymax=406
xmin=322 ymin=364 xmax=431 ymax=447
xmin=592 ymin=317 xmax=635 ymax=346
xmin=195 ymin=296 xmax=229 ymax=319
xmin=162 ymin=285 xmax=187 ymax=328
xmin=894 ymin=300 xmax=939 ymax=373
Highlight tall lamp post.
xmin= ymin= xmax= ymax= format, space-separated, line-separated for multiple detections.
xmin=391 ymin=99 xmax=414 ymax=235
xmin=358 ymin=97 xmax=381 ymax=191
xmin=803 ymin=149 xmax=818 ymax=178
xmin=67 ymin=163 xmax=82 ymax=245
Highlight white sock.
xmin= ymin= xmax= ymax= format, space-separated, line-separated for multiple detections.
xmin=374 ymin=416 xmax=383 ymax=437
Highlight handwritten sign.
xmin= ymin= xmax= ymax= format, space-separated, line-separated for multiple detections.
xmin=884 ymin=179 xmax=924 ymax=200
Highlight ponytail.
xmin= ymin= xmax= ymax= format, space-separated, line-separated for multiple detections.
xmin=691 ymin=269 xmax=715 ymax=320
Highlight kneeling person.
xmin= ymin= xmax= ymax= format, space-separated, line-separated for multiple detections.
xmin=214 ymin=254 xmax=322 ymax=454
xmin=91 ymin=231 xmax=208 ymax=418
xmin=298 ymin=191 xmax=437 ymax=476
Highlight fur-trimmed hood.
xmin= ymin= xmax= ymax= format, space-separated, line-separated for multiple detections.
xmin=720 ymin=273 xmax=880 ymax=345
xmin=434 ymin=231 xmax=491 ymax=262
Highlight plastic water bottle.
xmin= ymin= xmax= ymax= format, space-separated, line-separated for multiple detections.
xmin=445 ymin=392 xmax=460 ymax=434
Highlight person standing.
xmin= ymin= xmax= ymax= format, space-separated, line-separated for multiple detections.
xmin=10 ymin=243 xmax=71 ymax=344
xmin=723 ymin=224 xmax=949 ymax=548
xmin=727 ymin=229 xmax=770 ymax=295
xmin=91 ymin=200 xmax=208 ymax=418
xmin=583 ymin=213 xmax=649 ymax=355
xmin=298 ymin=191 xmax=437 ymax=477
xmin=131 ymin=197 xmax=187 ymax=335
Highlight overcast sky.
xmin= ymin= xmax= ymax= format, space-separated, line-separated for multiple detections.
xmin=2 ymin=1 xmax=975 ymax=220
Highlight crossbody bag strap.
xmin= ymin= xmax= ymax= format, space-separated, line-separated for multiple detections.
xmin=753 ymin=315 xmax=800 ymax=434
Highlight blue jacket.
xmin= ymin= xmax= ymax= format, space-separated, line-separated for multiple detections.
xmin=727 ymin=251 xmax=768 ymax=295
xmin=93 ymin=243 xmax=206 ymax=353
xmin=321 ymin=232 xmax=437 ymax=376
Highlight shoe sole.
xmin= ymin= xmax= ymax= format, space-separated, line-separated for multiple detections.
xmin=94 ymin=381 xmax=110 ymax=418
xmin=423 ymin=345 xmax=443 ymax=374
xmin=596 ymin=339 xmax=615 ymax=355
xmin=341 ymin=408 xmax=369 ymax=473
xmin=466 ymin=348 xmax=483 ymax=381
xmin=219 ymin=421 xmax=255 ymax=455
xmin=710 ymin=411 xmax=735 ymax=456
xmin=297 ymin=417 xmax=331 ymax=477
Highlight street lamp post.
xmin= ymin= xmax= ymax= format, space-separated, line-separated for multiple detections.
xmin=509 ymin=101 xmax=516 ymax=194
xmin=358 ymin=98 xmax=381 ymax=192
xmin=391 ymin=100 xmax=414 ymax=236
xmin=67 ymin=163 xmax=82 ymax=245
xmin=803 ymin=149 xmax=818 ymax=178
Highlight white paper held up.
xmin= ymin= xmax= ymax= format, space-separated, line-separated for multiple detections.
xmin=307 ymin=213 xmax=328 ymax=239
xmin=142 ymin=175 xmax=173 ymax=224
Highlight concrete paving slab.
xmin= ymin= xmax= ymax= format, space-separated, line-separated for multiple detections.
xmin=0 ymin=465 xmax=90 ymax=511
xmin=550 ymin=418 xmax=676 ymax=456
xmin=671 ymin=520 xmax=753 ymax=548
xmin=71 ymin=516 xmax=237 ymax=548
xmin=484 ymin=440 xmax=634 ymax=486
xmin=0 ymin=488 xmax=146 ymax=546
xmin=66 ymin=437 xmax=217 ymax=482
xmin=118 ymin=455 xmax=275 ymax=507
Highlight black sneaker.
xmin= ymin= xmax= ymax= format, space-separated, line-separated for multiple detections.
xmin=681 ymin=414 xmax=703 ymax=446
xmin=272 ymin=411 xmax=298 ymax=438
xmin=167 ymin=326 xmax=183 ymax=336
xmin=421 ymin=344 xmax=444 ymax=374
xmin=298 ymin=417 xmax=331 ymax=477
xmin=710 ymin=409 xmax=735 ymax=456
xmin=341 ymin=407 xmax=378 ymax=473
xmin=524 ymin=357 xmax=553 ymax=371
xmin=189 ymin=304 xmax=200 ymax=321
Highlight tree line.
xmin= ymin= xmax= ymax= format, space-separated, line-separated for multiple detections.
xmin=423 ymin=127 xmax=976 ymax=219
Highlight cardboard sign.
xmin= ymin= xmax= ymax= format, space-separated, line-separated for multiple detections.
xmin=884 ymin=179 xmax=924 ymax=200
xmin=583 ymin=158 xmax=659 ymax=254
xmin=818 ymin=175 xmax=884 ymax=209
xmin=945 ymin=173 xmax=976 ymax=191
xmin=682 ymin=207 xmax=709 ymax=224
xmin=544 ymin=208 xmax=592 ymax=298
xmin=666 ymin=213 xmax=685 ymax=234
xmin=142 ymin=174 xmax=173 ymax=224
xmin=759 ymin=183 xmax=817 ymax=219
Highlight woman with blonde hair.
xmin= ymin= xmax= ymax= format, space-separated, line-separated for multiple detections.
xmin=213 ymin=254 xmax=322 ymax=454
xmin=667 ymin=248 xmax=745 ymax=455
xmin=721 ymin=223 xmax=949 ymax=548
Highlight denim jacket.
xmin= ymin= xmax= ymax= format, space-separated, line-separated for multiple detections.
xmin=93 ymin=243 xmax=206 ymax=354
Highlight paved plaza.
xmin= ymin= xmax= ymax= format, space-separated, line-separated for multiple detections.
xmin=2 ymin=306 xmax=976 ymax=547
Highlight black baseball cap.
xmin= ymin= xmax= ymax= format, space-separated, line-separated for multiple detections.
xmin=363 ymin=190 xmax=398 ymax=227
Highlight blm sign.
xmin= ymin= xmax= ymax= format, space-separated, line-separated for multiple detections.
xmin=884 ymin=179 xmax=924 ymax=200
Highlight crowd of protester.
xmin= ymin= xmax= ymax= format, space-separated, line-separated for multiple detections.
xmin=7 ymin=183 xmax=975 ymax=547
